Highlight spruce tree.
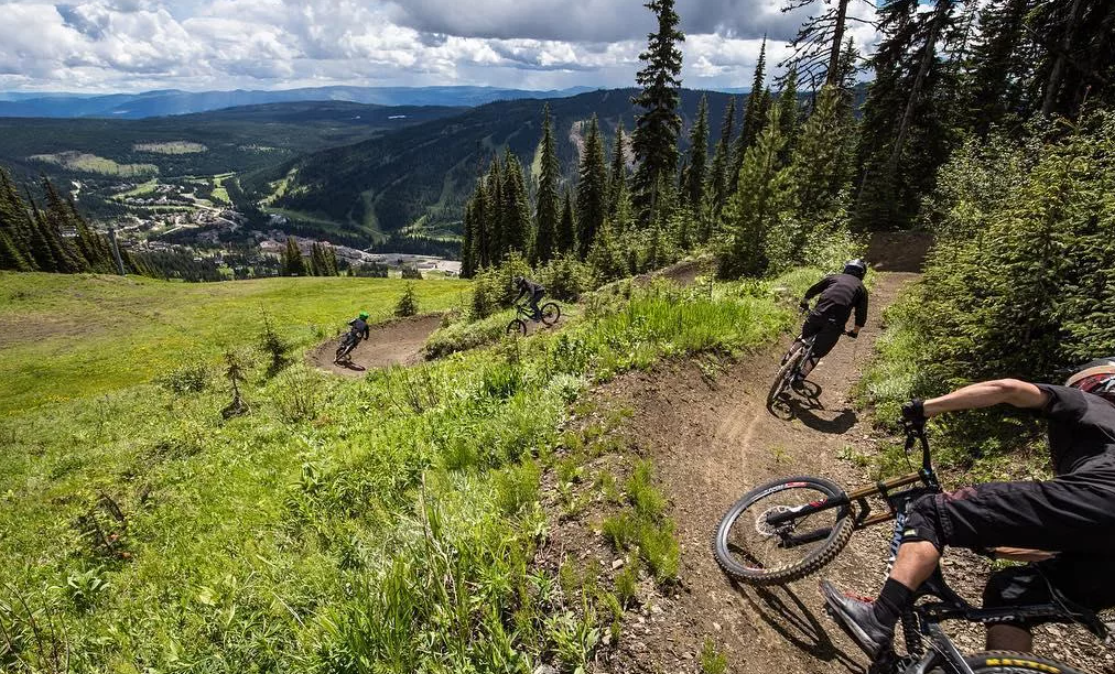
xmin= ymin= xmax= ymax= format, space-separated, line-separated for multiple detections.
xmin=684 ymin=95 xmax=710 ymax=210
xmin=968 ymin=0 xmax=1039 ymax=135
xmin=608 ymin=121 xmax=629 ymax=218
xmin=500 ymin=149 xmax=531 ymax=259
xmin=558 ymin=189 xmax=576 ymax=255
xmin=283 ymin=237 xmax=305 ymax=276
xmin=472 ymin=179 xmax=490 ymax=270
xmin=485 ymin=158 xmax=504 ymax=264
xmin=39 ymin=179 xmax=82 ymax=273
xmin=719 ymin=105 xmax=796 ymax=278
xmin=631 ymin=0 xmax=685 ymax=220
xmin=709 ymin=97 xmax=736 ymax=214
xmin=533 ymin=104 xmax=561 ymax=265
xmin=0 ymin=231 xmax=28 ymax=271
xmin=576 ymin=117 xmax=609 ymax=259
xmin=790 ymin=85 xmax=854 ymax=224
xmin=735 ymin=37 xmax=769 ymax=180
xmin=776 ymin=67 xmax=801 ymax=163
xmin=778 ymin=0 xmax=867 ymax=86
xmin=26 ymin=195 xmax=61 ymax=273
xmin=461 ymin=199 xmax=476 ymax=277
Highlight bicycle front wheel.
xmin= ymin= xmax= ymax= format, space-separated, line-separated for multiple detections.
xmin=939 ymin=652 xmax=1087 ymax=674
xmin=506 ymin=319 xmax=527 ymax=337
xmin=713 ymin=476 xmax=853 ymax=585
xmin=768 ymin=343 xmax=803 ymax=406
xmin=539 ymin=302 xmax=561 ymax=326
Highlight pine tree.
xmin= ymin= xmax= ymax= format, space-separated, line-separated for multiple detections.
xmin=631 ymin=0 xmax=685 ymax=220
xmin=461 ymin=198 xmax=476 ymax=277
xmin=0 ymin=231 xmax=28 ymax=271
xmin=326 ymin=244 xmax=339 ymax=276
xmin=709 ymin=97 xmax=736 ymax=213
xmin=776 ymin=67 xmax=801 ymax=163
xmin=576 ymin=117 xmax=609 ymax=259
xmin=472 ymin=179 xmax=491 ymax=270
xmin=0 ymin=170 xmax=35 ymax=270
xmin=485 ymin=157 xmax=504 ymax=264
xmin=684 ymin=95 xmax=710 ymax=210
xmin=968 ymin=0 xmax=1039 ymax=135
xmin=1031 ymin=0 xmax=1115 ymax=119
xmin=39 ymin=179 xmax=82 ymax=273
xmin=778 ymin=0 xmax=866 ymax=87
xmin=533 ymin=104 xmax=561 ymax=265
xmin=608 ymin=121 xmax=629 ymax=218
xmin=735 ymin=37 xmax=769 ymax=181
xmin=558 ymin=189 xmax=576 ymax=255
xmin=588 ymin=222 xmax=624 ymax=284
xmin=25 ymin=194 xmax=61 ymax=273
xmin=790 ymin=85 xmax=854 ymax=224
xmin=283 ymin=237 xmax=305 ymax=276
xmin=719 ymin=105 xmax=796 ymax=278
xmin=500 ymin=148 xmax=532 ymax=259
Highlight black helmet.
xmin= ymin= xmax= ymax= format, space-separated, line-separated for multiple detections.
xmin=513 ymin=275 xmax=524 ymax=285
xmin=1065 ymin=358 xmax=1115 ymax=404
xmin=843 ymin=258 xmax=867 ymax=279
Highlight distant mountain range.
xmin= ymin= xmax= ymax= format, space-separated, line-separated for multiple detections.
xmin=0 ymin=86 xmax=598 ymax=119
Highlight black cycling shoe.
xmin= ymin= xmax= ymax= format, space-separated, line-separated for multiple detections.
xmin=821 ymin=580 xmax=894 ymax=659
xmin=790 ymin=375 xmax=807 ymax=391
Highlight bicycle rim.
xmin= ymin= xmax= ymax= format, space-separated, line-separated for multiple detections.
xmin=506 ymin=320 xmax=527 ymax=337
xmin=540 ymin=303 xmax=560 ymax=326
xmin=768 ymin=345 xmax=802 ymax=404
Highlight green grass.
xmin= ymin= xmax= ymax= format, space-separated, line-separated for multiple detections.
xmin=133 ymin=141 xmax=208 ymax=155
xmin=0 ymin=268 xmax=816 ymax=673
xmin=0 ymin=272 xmax=467 ymax=414
xmin=29 ymin=152 xmax=159 ymax=176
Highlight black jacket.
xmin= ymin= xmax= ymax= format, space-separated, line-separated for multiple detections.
xmin=348 ymin=318 xmax=370 ymax=340
xmin=514 ymin=278 xmax=545 ymax=301
xmin=803 ymin=273 xmax=868 ymax=328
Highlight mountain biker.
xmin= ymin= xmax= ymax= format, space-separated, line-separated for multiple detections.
xmin=513 ymin=276 xmax=546 ymax=320
xmin=791 ymin=259 xmax=869 ymax=388
xmin=343 ymin=311 xmax=371 ymax=348
xmin=822 ymin=358 xmax=1115 ymax=658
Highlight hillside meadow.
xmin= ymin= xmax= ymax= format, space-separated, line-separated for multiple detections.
xmin=0 ymin=267 xmax=819 ymax=672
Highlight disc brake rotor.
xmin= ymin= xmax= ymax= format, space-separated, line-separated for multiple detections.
xmin=755 ymin=505 xmax=793 ymax=537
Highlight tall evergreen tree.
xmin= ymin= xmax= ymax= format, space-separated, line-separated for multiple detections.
xmin=500 ymin=148 xmax=532 ymax=258
xmin=967 ymin=0 xmax=1039 ymax=135
xmin=557 ymin=189 xmax=576 ymax=255
xmin=461 ymin=198 xmax=477 ymax=277
xmin=472 ymin=178 xmax=491 ymax=270
xmin=778 ymin=0 xmax=868 ymax=86
xmin=735 ymin=38 xmax=769 ymax=182
xmin=282 ymin=237 xmax=305 ymax=276
xmin=608 ymin=121 xmax=629 ymax=218
xmin=709 ymin=97 xmax=736 ymax=213
xmin=631 ymin=0 xmax=685 ymax=219
xmin=485 ymin=157 xmax=504 ymax=264
xmin=576 ymin=117 xmax=609 ymax=259
xmin=533 ymin=104 xmax=561 ymax=265
xmin=684 ymin=95 xmax=710 ymax=209
xmin=776 ymin=67 xmax=801 ymax=163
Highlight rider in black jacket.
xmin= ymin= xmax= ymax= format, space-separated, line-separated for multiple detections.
xmin=513 ymin=276 xmax=546 ymax=320
xmin=823 ymin=358 xmax=1115 ymax=657
xmin=793 ymin=259 xmax=869 ymax=387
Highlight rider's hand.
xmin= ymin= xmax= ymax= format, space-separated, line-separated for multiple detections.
xmin=799 ymin=302 xmax=810 ymax=312
xmin=989 ymin=547 xmax=1059 ymax=562
xmin=901 ymin=399 xmax=926 ymax=425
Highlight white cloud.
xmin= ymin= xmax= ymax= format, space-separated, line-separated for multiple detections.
xmin=0 ymin=0 xmax=880 ymax=92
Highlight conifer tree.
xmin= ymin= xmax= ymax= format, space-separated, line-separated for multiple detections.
xmin=26 ymin=195 xmax=61 ymax=273
xmin=684 ymin=95 xmax=710 ymax=210
xmin=608 ymin=121 xmax=629 ymax=218
xmin=282 ymin=237 xmax=305 ymax=276
xmin=485 ymin=157 xmax=504 ymax=264
xmin=461 ymin=199 xmax=476 ymax=277
xmin=558 ymin=189 xmax=576 ymax=255
xmin=588 ymin=221 xmax=624 ymax=284
xmin=533 ymin=104 xmax=561 ymax=265
xmin=326 ymin=244 xmax=339 ymax=276
xmin=0 ymin=231 xmax=28 ymax=271
xmin=472 ymin=179 xmax=491 ymax=270
xmin=632 ymin=0 xmax=685 ymax=219
xmin=776 ymin=67 xmax=801 ymax=163
xmin=790 ymin=85 xmax=854 ymax=224
xmin=778 ymin=0 xmax=867 ymax=86
xmin=719 ymin=105 xmax=796 ymax=278
xmin=39 ymin=180 xmax=82 ymax=273
xmin=501 ymin=148 xmax=532 ymax=258
xmin=735 ymin=38 xmax=769 ymax=180
xmin=968 ymin=0 xmax=1038 ymax=135
xmin=709 ymin=97 xmax=736 ymax=214
xmin=576 ymin=117 xmax=609 ymax=259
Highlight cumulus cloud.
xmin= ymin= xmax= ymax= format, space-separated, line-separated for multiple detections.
xmin=0 ymin=0 xmax=879 ymax=92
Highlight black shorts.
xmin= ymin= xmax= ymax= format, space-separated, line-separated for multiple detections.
xmin=983 ymin=553 xmax=1115 ymax=627
xmin=800 ymin=313 xmax=844 ymax=360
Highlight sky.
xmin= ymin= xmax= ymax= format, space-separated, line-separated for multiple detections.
xmin=0 ymin=0 xmax=880 ymax=94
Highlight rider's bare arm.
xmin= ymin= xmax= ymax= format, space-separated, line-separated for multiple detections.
xmin=923 ymin=379 xmax=1049 ymax=418
xmin=988 ymin=546 xmax=1059 ymax=562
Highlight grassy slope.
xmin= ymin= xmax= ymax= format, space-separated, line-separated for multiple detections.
xmin=0 ymin=269 xmax=818 ymax=673
xmin=0 ymin=272 xmax=469 ymax=414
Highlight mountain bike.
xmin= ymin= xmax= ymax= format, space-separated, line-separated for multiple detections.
xmin=505 ymin=301 xmax=560 ymax=337
xmin=768 ymin=332 xmax=818 ymax=406
xmin=712 ymin=422 xmax=1105 ymax=674
xmin=334 ymin=333 xmax=358 ymax=364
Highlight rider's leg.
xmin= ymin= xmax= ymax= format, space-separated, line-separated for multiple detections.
xmin=799 ymin=323 xmax=841 ymax=378
xmin=530 ymin=290 xmax=544 ymax=319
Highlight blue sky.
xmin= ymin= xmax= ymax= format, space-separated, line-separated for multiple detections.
xmin=0 ymin=0 xmax=880 ymax=93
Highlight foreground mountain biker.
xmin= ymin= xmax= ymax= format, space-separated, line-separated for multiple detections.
xmin=792 ymin=259 xmax=869 ymax=389
xmin=345 ymin=311 xmax=371 ymax=346
xmin=513 ymin=275 xmax=546 ymax=320
xmin=823 ymin=359 xmax=1115 ymax=658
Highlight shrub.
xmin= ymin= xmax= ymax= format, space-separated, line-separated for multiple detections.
xmin=537 ymin=254 xmax=593 ymax=301
xmin=273 ymin=367 xmax=321 ymax=423
xmin=400 ymin=266 xmax=423 ymax=280
xmin=158 ymin=361 xmax=209 ymax=394
xmin=259 ymin=314 xmax=289 ymax=374
xmin=394 ymin=282 xmax=419 ymax=317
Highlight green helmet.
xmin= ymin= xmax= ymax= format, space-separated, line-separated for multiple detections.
xmin=358 ymin=311 xmax=370 ymax=320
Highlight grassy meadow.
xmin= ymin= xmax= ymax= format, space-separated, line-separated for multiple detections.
xmin=0 ymin=272 xmax=469 ymax=414
xmin=0 ymin=268 xmax=818 ymax=673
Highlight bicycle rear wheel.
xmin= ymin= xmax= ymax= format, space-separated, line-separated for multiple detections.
xmin=939 ymin=652 xmax=1087 ymax=674
xmin=713 ymin=476 xmax=853 ymax=585
xmin=539 ymin=302 xmax=561 ymax=326
xmin=506 ymin=319 xmax=527 ymax=337
xmin=768 ymin=343 xmax=803 ymax=406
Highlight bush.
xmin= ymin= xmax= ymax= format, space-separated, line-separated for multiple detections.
xmin=394 ymin=282 xmax=419 ymax=317
xmin=400 ymin=266 xmax=423 ymax=280
xmin=273 ymin=367 xmax=321 ymax=423
xmin=537 ymin=254 xmax=593 ymax=301
xmin=259 ymin=314 xmax=289 ymax=374
xmin=158 ymin=361 xmax=209 ymax=394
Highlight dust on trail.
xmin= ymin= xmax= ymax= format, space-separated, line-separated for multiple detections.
xmin=587 ymin=270 xmax=1108 ymax=674
xmin=307 ymin=314 xmax=443 ymax=376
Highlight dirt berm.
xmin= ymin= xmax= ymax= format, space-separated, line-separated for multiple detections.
xmin=307 ymin=313 xmax=443 ymax=376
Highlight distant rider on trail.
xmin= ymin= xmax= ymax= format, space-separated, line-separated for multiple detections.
xmin=823 ymin=359 xmax=1115 ymax=658
xmin=513 ymin=276 xmax=546 ymax=320
xmin=344 ymin=311 xmax=371 ymax=348
xmin=792 ymin=258 xmax=869 ymax=388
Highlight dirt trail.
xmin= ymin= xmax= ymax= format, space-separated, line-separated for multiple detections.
xmin=307 ymin=314 xmax=442 ymax=376
xmin=583 ymin=271 xmax=1108 ymax=673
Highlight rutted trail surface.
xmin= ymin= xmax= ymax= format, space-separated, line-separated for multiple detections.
xmin=578 ymin=271 xmax=1108 ymax=673
xmin=308 ymin=313 xmax=442 ymax=376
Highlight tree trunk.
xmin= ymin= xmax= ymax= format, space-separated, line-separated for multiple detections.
xmin=826 ymin=0 xmax=850 ymax=86
xmin=1041 ymin=0 xmax=1085 ymax=117
xmin=884 ymin=7 xmax=943 ymax=177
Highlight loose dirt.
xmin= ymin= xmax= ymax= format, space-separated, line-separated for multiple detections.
xmin=556 ymin=271 xmax=1111 ymax=673
xmin=307 ymin=313 xmax=443 ymax=376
